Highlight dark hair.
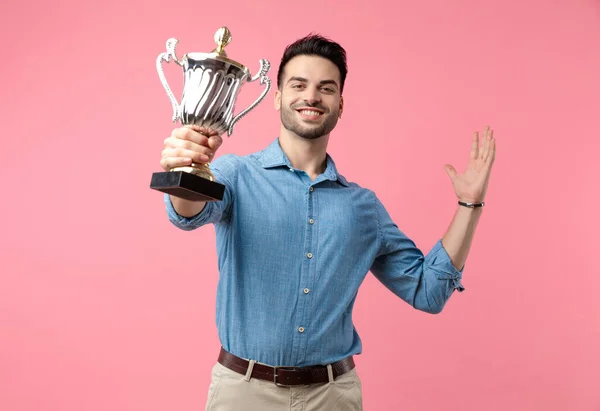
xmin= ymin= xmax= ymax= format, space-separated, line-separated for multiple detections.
xmin=277 ymin=33 xmax=348 ymax=94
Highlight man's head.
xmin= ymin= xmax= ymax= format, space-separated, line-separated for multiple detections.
xmin=275 ymin=34 xmax=347 ymax=140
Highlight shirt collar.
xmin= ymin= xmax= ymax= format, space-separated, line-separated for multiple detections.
xmin=259 ymin=138 xmax=349 ymax=187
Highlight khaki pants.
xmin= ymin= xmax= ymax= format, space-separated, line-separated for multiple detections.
xmin=205 ymin=362 xmax=364 ymax=411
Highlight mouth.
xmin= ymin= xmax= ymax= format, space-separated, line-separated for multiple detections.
xmin=295 ymin=108 xmax=325 ymax=121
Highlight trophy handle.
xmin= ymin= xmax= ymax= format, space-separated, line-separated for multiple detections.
xmin=227 ymin=59 xmax=271 ymax=136
xmin=156 ymin=38 xmax=183 ymax=123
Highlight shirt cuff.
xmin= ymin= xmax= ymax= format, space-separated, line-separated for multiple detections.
xmin=424 ymin=239 xmax=465 ymax=292
xmin=163 ymin=193 xmax=210 ymax=230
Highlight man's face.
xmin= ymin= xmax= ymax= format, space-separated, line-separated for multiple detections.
xmin=275 ymin=55 xmax=344 ymax=140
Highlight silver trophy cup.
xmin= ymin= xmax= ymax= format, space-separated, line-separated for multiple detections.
xmin=150 ymin=27 xmax=271 ymax=202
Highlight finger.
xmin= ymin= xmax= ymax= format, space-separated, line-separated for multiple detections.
xmin=187 ymin=124 xmax=220 ymax=137
xmin=173 ymin=127 xmax=211 ymax=147
xmin=166 ymin=136 xmax=214 ymax=156
xmin=481 ymin=127 xmax=491 ymax=160
xmin=444 ymin=164 xmax=458 ymax=181
xmin=483 ymin=130 xmax=494 ymax=162
xmin=207 ymin=134 xmax=223 ymax=151
xmin=482 ymin=141 xmax=496 ymax=175
xmin=165 ymin=147 xmax=212 ymax=163
xmin=486 ymin=135 xmax=496 ymax=165
xmin=160 ymin=156 xmax=192 ymax=171
xmin=471 ymin=132 xmax=479 ymax=160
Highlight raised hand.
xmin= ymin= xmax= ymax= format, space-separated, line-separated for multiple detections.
xmin=444 ymin=125 xmax=497 ymax=204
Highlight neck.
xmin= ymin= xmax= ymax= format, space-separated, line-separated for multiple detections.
xmin=278 ymin=128 xmax=329 ymax=180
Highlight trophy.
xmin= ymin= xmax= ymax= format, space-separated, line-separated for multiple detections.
xmin=150 ymin=27 xmax=271 ymax=202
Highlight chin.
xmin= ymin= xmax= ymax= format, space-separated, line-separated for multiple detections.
xmin=294 ymin=127 xmax=328 ymax=140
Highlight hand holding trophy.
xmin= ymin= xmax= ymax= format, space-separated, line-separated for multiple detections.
xmin=150 ymin=27 xmax=271 ymax=202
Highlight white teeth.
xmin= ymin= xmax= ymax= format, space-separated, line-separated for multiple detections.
xmin=299 ymin=110 xmax=322 ymax=116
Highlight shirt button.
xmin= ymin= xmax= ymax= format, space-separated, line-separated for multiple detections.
xmin=289 ymin=168 xmax=294 ymax=172
xmin=298 ymin=327 xmax=305 ymax=333
xmin=309 ymin=218 xmax=314 ymax=224
xmin=309 ymin=187 xmax=314 ymax=192
xmin=303 ymin=288 xmax=310 ymax=294
xmin=306 ymin=252 xmax=313 ymax=259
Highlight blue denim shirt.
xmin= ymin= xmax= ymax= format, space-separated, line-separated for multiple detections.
xmin=164 ymin=138 xmax=464 ymax=367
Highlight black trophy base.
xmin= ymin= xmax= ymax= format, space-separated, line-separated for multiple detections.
xmin=150 ymin=171 xmax=225 ymax=202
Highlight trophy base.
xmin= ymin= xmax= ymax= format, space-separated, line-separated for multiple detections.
xmin=150 ymin=171 xmax=225 ymax=202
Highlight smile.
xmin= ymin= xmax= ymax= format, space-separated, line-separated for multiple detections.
xmin=296 ymin=108 xmax=325 ymax=120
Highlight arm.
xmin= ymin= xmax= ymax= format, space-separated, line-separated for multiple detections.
xmin=441 ymin=125 xmax=497 ymax=270
xmin=159 ymin=125 xmax=226 ymax=225
xmin=170 ymin=196 xmax=207 ymax=218
xmin=370 ymin=199 xmax=465 ymax=315
xmin=441 ymin=206 xmax=483 ymax=271
xmin=370 ymin=126 xmax=496 ymax=314
xmin=164 ymin=155 xmax=236 ymax=231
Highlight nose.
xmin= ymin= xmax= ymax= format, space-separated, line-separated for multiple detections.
xmin=302 ymin=86 xmax=321 ymax=105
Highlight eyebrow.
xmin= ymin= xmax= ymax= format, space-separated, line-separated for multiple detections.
xmin=287 ymin=77 xmax=339 ymax=88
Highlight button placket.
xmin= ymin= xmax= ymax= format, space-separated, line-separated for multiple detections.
xmin=293 ymin=182 xmax=316 ymax=361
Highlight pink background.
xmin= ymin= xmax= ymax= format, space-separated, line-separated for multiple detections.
xmin=1 ymin=0 xmax=599 ymax=410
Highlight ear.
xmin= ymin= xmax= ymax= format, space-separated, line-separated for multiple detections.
xmin=339 ymin=95 xmax=344 ymax=118
xmin=274 ymin=89 xmax=281 ymax=111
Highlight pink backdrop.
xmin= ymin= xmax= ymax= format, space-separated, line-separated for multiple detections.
xmin=1 ymin=0 xmax=599 ymax=410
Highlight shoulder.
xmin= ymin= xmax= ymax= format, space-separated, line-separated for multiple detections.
xmin=336 ymin=177 xmax=389 ymax=225
xmin=211 ymin=152 xmax=243 ymax=169
xmin=211 ymin=153 xmax=241 ymax=177
xmin=210 ymin=146 xmax=268 ymax=180
xmin=213 ymin=150 xmax=261 ymax=169
xmin=336 ymin=172 xmax=380 ymax=202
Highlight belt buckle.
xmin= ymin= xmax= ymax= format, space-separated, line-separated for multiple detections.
xmin=273 ymin=366 xmax=301 ymax=387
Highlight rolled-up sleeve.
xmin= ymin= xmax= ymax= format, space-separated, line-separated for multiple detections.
xmin=164 ymin=154 xmax=237 ymax=231
xmin=369 ymin=195 xmax=464 ymax=314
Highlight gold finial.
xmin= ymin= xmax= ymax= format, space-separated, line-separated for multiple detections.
xmin=213 ymin=27 xmax=232 ymax=55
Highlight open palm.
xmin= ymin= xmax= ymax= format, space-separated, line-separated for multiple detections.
xmin=444 ymin=126 xmax=497 ymax=203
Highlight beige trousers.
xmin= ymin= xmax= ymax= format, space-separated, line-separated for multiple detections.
xmin=204 ymin=362 xmax=364 ymax=411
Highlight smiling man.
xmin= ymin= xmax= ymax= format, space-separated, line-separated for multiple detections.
xmin=160 ymin=34 xmax=496 ymax=411
xmin=279 ymin=71 xmax=341 ymax=141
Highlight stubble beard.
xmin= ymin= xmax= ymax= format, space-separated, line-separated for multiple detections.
xmin=281 ymin=104 xmax=340 ymax=140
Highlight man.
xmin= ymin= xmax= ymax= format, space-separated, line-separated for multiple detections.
xmin=159 ymin=34 xmax=496 ymax=411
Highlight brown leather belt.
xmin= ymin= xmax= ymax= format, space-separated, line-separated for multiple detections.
xmin=217 ymin=347 xmax=355 ymax=386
